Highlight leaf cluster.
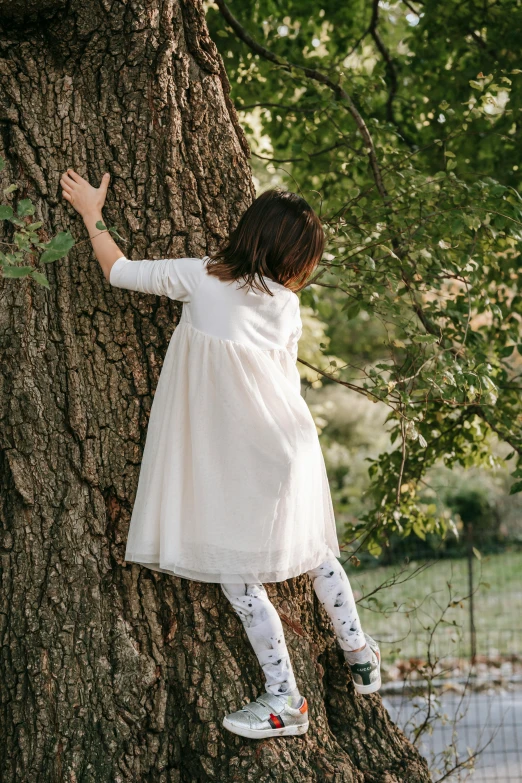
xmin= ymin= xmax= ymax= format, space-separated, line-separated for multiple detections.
xmin=0 ymin=156 xmax=75 ymax=288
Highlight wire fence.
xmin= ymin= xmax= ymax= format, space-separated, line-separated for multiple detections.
xmin=346 ymin=534 xmax=522 ymax=781
xmin=384 ymin=684 xmax=522 ymax=782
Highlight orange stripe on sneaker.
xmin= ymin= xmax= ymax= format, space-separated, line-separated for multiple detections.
xmin=299 ymin=698 xmax=308 ymax=714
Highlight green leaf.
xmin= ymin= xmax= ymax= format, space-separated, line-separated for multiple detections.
xmin=367 ymin=541 xmax=382 ymax=557
xmin=95 ymin=220 xmax=107 ymax=231
xmin=108 ymin=227 xmax=126 ymax=241
xmin=30 ymin=270 xmax=50 ymax=288
xmin=17 ymin=199 xmax=35 ymax=217
xmin=412 ymin=522 xmax=426 ymax=540
xmin=344 ymin=302 xmax=361 ymax=320
xmin=509 ymin=480 xmax=522 ymax=495
xmin=379 ymin=245 xmax=400 ymax=259
xmin=2 ymin=265 xmax=33 ymax=278
xmin=0 ymin=204 xmax=13 ymax=220
xmin=412 ymin=333 xmax=438 ymax=343
xmin=40 ymin=231 xmax=75 ymax=263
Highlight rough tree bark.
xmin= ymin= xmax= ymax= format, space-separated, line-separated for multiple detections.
xmin=0 ymin=1 xmax=431 ymax=781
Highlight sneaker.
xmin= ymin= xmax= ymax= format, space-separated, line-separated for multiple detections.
xmin=347 ymin=633 xmax=381 ymax=695
xmin=223 ymin=691 xmax=309 ymax=739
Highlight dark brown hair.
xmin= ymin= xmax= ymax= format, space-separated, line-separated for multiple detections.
xmin=205 ymin=188 xmax=325 ymax=295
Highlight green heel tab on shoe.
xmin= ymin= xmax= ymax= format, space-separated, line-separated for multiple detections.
xmin=350 ymin=661 xmax=377 ymax=687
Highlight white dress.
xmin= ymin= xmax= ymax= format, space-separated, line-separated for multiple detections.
xmin=110 ymin=254 xmax=340 ymax=584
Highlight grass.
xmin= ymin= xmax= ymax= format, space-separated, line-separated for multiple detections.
xmin=343 ymin=549 xmax=522 ymax=662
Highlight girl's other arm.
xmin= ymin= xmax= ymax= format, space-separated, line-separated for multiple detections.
xmin=285 ymin=304 xmax=303 ymax=395
xmin=59 ymin=168 xmax=124 ymax=281
xmin=286 ymin=299 xmax=303 ymax=365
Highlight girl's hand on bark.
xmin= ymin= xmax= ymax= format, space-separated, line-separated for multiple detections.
xmin=60 ymin=169 xmax=110 ymax=218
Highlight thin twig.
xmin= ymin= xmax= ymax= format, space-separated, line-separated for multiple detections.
xmin=252 ymin=140 xmax=356 ymax=164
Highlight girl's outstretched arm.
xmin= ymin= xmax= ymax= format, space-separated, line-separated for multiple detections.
xmin=59 ymin=168 xmax=122 ymax=282
xmin=60 ymin=167 xmax=206 ymax=302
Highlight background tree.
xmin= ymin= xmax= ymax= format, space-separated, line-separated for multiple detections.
xmin=0 ymin=1 xmax=430 ymax=781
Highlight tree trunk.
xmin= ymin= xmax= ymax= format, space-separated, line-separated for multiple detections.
xmin=0 ymin=2 xmax=430 ymax=781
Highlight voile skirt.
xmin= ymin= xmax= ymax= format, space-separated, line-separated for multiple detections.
xmin=124 ymin=308 xmax=341 ymax=584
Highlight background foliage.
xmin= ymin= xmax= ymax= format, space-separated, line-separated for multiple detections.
xmin=206 ymin=0 xmax=522 ymax=558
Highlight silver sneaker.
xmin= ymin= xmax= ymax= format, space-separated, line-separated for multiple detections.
xmin=346 ymin=632 xmax=381 ymax=695
xmin=223 ymin=691 xmax=309 ymax=739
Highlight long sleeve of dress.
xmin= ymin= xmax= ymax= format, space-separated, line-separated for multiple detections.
xmin=284 ymin=300 xmax=303 ymax=395
xmin=109 ymin=255 xmax=207 ymax=302
xmin=286 ymin=300 xmax=302 ymax=364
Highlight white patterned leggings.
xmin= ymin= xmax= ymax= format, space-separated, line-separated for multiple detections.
xmin=221 ymin=548 xmax=365 ymax=696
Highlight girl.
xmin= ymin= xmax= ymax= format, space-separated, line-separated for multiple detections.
xmin=60 ymin=169 xmax=381 ymax=740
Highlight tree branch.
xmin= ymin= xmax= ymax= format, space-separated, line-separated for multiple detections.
xmin=214 ymin=0 xmax=389 ymax=200
xmin=369 ymin=0 xmax=416 ymax=147
xmin=237 ymin=101 xmax=323 ymax=113
xmin=252 ymin=140 xmax=357 ymax=163
xmin=369 ymin=0 xmax=398 ymax=125
xmin=297 ymin=357 xmax=378 ymax=399
xmin=470 ymin=405 xmax=522 ymax=457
